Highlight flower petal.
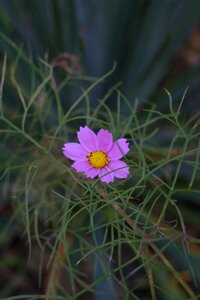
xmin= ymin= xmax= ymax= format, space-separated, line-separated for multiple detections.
xmin=71 ymin=160 xmax=91 ymax=172
xmin=99 ymin=167 xmax=114 ymax=183
xmin=77 ymin=126 xmax=98 ymax=152
xmin=107 ymin=138 xmax=129 ymax=160
xmin=63 ymin=143 xmax=88 ymax=161
xmin=96 ymin=129 xmax=113 ymax=152
xmin=108 ymin=160 xmax=129 ymax=179
xmin=84 ymin=168 xmax=100 ymax=179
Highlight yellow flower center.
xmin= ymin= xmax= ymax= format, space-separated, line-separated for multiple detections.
xmin=88 ymin=151 xmax=109 ymax=169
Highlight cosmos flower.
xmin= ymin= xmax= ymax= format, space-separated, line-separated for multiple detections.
xmin=62 ymin=126 xmax=129 ymax=183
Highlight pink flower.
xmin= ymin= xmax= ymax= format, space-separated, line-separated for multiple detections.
xmin=62 ymin=126 xmax=129 ymax=183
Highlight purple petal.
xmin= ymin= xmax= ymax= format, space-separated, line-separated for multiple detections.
xmin=108 ymin=160 xmax=129 ymax=179
xmin=99 ymin=167 xmax=114 ymax=183
xmin=107 ymin=138 xmax=129 ymax=160
xmin=63 ymin=143 xmax=88 ymax=161
xmin=96 ymin=129 xmax=113 ymax=152
xmin=71 ymin=160 xmax=91 ymax=172
xmin=77 ymin=126 xmax=98 ymax=152
xmin=84 ymin=168 xmax=99 ymax=179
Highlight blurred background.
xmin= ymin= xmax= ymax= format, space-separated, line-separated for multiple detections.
xmin=1 ymin=0 xmax=200 ymax=111
xmin=0 ymin=0 xmax=200 ymax=299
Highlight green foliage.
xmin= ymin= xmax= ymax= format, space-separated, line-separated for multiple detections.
xmin=0 ymin=52 xmax=200 ymax=299
xmin=1 ymin=0 xmax=200 ymax=110
xmin=1 ymin=1 xmax=200 ymax=299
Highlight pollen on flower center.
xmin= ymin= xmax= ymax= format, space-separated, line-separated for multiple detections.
xmin=87 ymin=151 xmax=109 ymax=169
